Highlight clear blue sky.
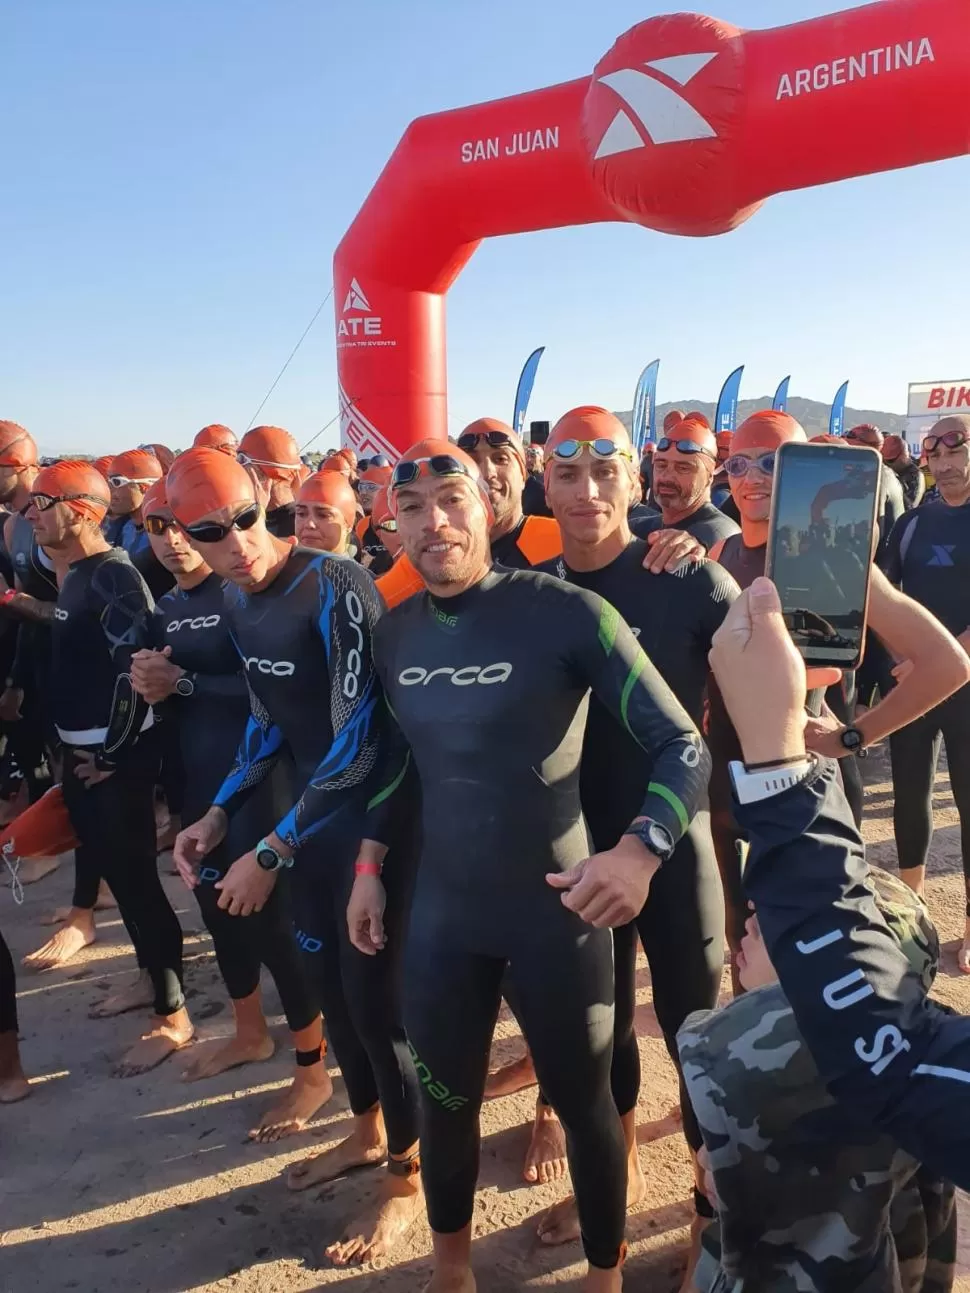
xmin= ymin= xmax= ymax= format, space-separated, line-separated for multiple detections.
xmin=3 ymin=0 xmax=965 ymax=457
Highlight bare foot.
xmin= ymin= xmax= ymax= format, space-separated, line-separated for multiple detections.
xmin=423 ymin=1270 xmax=477 ymax=1292
xmin=0 ymin=1034 xmax=30 ymax=1103
xmin=538 ymin=1148 xmax=644 ymax=1247
xmin=287 ymin=1117 xmax=386 ymax=1189
xmin=89 ymin=971 xmax=155 ymax=1019
xmin=0 ymin=1072 xmax=31 ymax=1103
xmin=524 ymin=1103 xmax=568 ymax=1184
xmin=116 ymin=1011 xmax=195 ymax=1078
xmin=23 ymin=913 xmax=94 ymax=971
xmin=42 ymin=884 xmax=114 ymax=925
xmin=326 ymin=1171 xmax=424 ymax=1266
xmin=959 ymin=922 xmax=970 ymax=975
xmin=484 ymin=1049 xmax=538 ymax=1099
xmin=249 ymin=1062 xmax=333 ymax=1143
xmin=183 ymin=1032 xmax=275 ymax=1081
xmin=16 ymin=856 xmax=61 ymax=886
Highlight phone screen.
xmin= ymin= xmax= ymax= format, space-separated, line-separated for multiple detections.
xmin=766 ymin=443 xmax=880 ymax=668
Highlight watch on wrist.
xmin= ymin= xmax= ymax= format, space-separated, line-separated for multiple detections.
xmin=839 ymin=725 xmax=864 ymax=754
xmin=729 ymin=755 xmax=819 ymax=805
xmin=625 ymin=817 xmax=675 ymax=864
xmin=255 ymin=838 xmax=292 ymax=872
xmin=175 ymin=674 xmax=195 ymax=698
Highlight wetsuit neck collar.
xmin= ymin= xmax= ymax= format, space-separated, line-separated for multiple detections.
xmin=559 ymin=522 xmax=633 ymax=573
xmin=427 ymin=566 xmax=500 ymax=614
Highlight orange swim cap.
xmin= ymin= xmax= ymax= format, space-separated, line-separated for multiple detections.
xmin=848 ymin=423 xmax=884 ymax=450
xmin=389 ymin=438 xmax=493 ymax=521
xmin=544 ymin=407 xmax=632 ymax=465
xmin=238 ymin=426 xmax=302 ymax=480
xmin=371 ymin=485 xmax=394 ymax=528
xmin=883 ymin=433 xmax=906 ymax=461
xmin=359 ymin=463 xmax=393 ymax=487
xmin=659 ymin=417 xmax=717 ymax=456
xmin=0 ymin=422 xmax=38 ymax=470
xmin=686 ymin=411 xmax=711 ymax=430
xmin=663 ymin=410 xmax=685 ymax=434
xmin=168 ymin=447 xmax=257 ymax=528
xmin=93 ymin=455 xmax=114 ymax=480
xmin=297 ymin=472 xmax=357 ymax=528
xmin=716 ymin=430 xmax=734 ymax=451
xmin=140 ymin=477 xmax=170 ymax=518
xmin=0 ymin=785 xmax=78 ymax=860
xmin=141 ymin=443 xmax=176 ymax=472
xmin=458 ymin=417 xmax=526 ymax=469
xmin=194 ymin=424 xmax=238 ymax=455
xmin=32 ymin=461 xmax=111 ymax=524
xmin=321 ymin=455 xmax=353 ymax=477
xmin=108 ymin=448 xmax=163 ymax=484
xmin=733 ymin=410 xmax=806 ymax=453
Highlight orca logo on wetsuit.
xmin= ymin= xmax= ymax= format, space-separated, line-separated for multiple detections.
xmin=54 ymin=608 xmax=69 ymax=622
xmin=343 ymin=589 xmax=364 ymax=700
xmin=244 ymin=657 xmax=296 ymax=677
xmin=398 ymin=663 xmax=513 ymax=686
xmin=166 ymin=615 xmax=221 ymax=633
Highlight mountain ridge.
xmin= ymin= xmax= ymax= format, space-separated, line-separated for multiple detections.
xmin=614 ymin=396 xmax=906 ymax=438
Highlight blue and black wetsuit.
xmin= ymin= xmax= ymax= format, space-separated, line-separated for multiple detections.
xmin=883 ymin=501 xmax=970 ymax=904
xmin=541 ymin=542 xmax=732 ymax=1181
xmin=119 ymin=517 xmax=175 ymax=599
xmin=372 ymin=566 xmax=709 ymax=1270
xmin=151 ymin=574 xmax=315 ymax=1032
xmin=212 ymin=547 xmax=418 ymax=1153
xmin=52 ymin=547 xmax=183 ymax=1016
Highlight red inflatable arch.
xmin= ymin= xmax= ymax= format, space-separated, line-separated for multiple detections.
xmin=334 ymin=0 xmax=968 ymax=460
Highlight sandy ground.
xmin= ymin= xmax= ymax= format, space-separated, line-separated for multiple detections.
xmin=3 ymin=749 xmax=970 ymax=1292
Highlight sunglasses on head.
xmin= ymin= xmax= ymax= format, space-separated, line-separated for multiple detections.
xmin=547 ymin=438 xmax=633 ymax=463
xmin=656 ymin=437 xmax=716 ymax=458
xmin=183 ymin=502 xmax=261 ymax=544
xmin=390 ymin=455 xmax=478 ymax=490
xmin=923 ymin=429 xmax=969 ymax=454
xmin=108 ymin=474 xmax=157 ymax=488
xmin=144 ymin=514 xmax=178 ymax=536
xmin=724 ymin=452 xmax=777 ymax=479
xmin=30 ymin=491 xmax=107 ymax=513
xmin=457 ymin=430 xmax=516 ymax=453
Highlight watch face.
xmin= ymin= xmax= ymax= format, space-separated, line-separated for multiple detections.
xmin=647 ymin=823 xmax=674 ymax=856
xmin=841 ymin=728 xmax=863 ymax=750
xmin=256 ymin=848 xmax=278 ymax=871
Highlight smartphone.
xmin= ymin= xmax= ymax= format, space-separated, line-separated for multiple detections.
xmin=765 ymin=441 xmax=881 ymax=670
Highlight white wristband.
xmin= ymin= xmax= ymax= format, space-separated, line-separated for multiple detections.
xmin=729 ymin=757 xmax=819 ymax=805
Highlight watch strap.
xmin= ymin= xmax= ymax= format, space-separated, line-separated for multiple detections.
xmin=729 ymin=756 xmax=819 ymax=805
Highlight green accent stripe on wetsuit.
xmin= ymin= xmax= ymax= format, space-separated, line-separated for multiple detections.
xmin=647 ymin=780 xmax=689 ymax=835
xmin=598 ymin=600 xmax=619 ymax=655
xmin=619 ymin=649 xmax=647 ymax=733
xmin=367 ymin=750 xmax=411 ymax=811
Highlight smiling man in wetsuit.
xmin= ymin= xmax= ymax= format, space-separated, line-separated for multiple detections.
xmin=535 ymin=407 xmax=733 ymax=1286
xmin=131 ymin=478 xmax=324 ymax=1130
xmin=347 ymin=439 xmax=710 ymax=1293
xmin=170 ymin=447 xmax=422 ymax=1266
xmin=237 ymin=425 xmax=304 ymax=538
xmin=635 ymin=416 xmax=739 ymax=552
xmin=22 ymin=460 xmax=193 ymax=1075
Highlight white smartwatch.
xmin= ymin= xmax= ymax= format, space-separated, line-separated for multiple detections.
xmin=729 ymin=755 xmax=819 ymax=805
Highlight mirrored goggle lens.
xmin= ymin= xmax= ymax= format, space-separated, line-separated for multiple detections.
xmin=144 ymin=514 xmax=177 ymax=536
xmin=724 ymin=453 xmax=776 ymax=478
xmin=377 ymin=518 xmax=398 ymax=533
xmin=457 ymin=431 xmax=514 ymax=452
xmin=184 ymin=503 xmax=261 ymax=543
xmin=549 ymin=438 xmax=630 ymax=462
xmin=656 ymin=437 xmax=715 ymax=457
xmin=390 ymin=455 xmax=473 ymax=489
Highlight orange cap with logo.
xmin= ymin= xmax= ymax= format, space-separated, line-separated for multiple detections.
xmin=297 ymin=472 xmax=357 ymax=528
xmin=194 ymin=424 xmax=238 ymax=455
xmin=238 ymin=426 xmax=302 ymax=480
xmin=389 ymin=438 xmax=493 ymax=522
xmin=108 ymin=448 xmax=163 ymax=484
xmin=32 ymin=460 xmax=111 ymax=524
xmin=168 ymin=447 xmax=256 ymax=528
xmin=0 ymin=422 xmax=38 ymax=470
xmin=732 ymin=410 xmax=806 ymax=453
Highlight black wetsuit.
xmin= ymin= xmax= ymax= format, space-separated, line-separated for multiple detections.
xmin=0 ymin=926 xmax=16 ymax=1035
xmin=742 ymin=761 xmax=970 ymax=1192
xmin=212 ymin=547 xmax=418 ymax=1152
xmin=151 ymin=575 xmax=315 ymax=1031
xmin=372 ymin=567 xmax=710 ymax=1269
xmin=522 ymin=472 xmax=551 ymax=517
xmin=540 ymin=543 xmax=732 ymax=1175
xmin=265 ymin=503 xmax=296 ymax=539
xmin=631 ymin=500 xmax=740 ymax=552
xmin=893 ymin=460 xmax=925 ymax=511
xmin=52 ymin=548 xmax=183 ymax=1016
xmin=6 ymin=515 xmax=58 ymax=800
xmin=119 ymin=517 xmax=175 ymax=599
xmin=883 ymin=502 xmax=970 ymax=903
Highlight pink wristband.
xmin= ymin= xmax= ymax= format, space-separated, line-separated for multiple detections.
xmin=355 ymin=861 xmax=382 ymax=877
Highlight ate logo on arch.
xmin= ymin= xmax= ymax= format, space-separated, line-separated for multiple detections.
xmin=337 ymin=278 xmax=396 ymax=351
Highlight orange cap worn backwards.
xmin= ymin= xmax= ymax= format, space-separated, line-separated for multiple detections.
xmin=663 ymin=410 xmax=685 ymax=434
xmin=732 ymin=409 xmax=807 ymax=453
xmin=194 ymin=424 xmax=238 ymax=455
xmin=108 ymin=448 xmax=163 ymax=484
xmin=32 ymin=460 xmax=111 ymax=524
xmin=297 ymin=471 xmax=357 ymax=528
xmin=238 ymin=426 xmax=302 ymax=480
xmin=167 ymin=446 xmax=256 ymax=529
xmin=544 ymin=406 xmax=633 ymax=470
xmin=458 ymin=417 xmax=527 ymax=470
xmin=388 ymin=438 xmax=494 ymax=523
xmin=0 ymin=421 xmax=39 ymax=470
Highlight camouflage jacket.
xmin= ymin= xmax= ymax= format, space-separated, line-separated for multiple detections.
xmin=678 ymin=868 xmax=955 ymax=1293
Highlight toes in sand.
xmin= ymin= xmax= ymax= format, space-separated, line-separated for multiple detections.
xmin=22 ymin=919 xmax=94 ymax=972
xmin=248 ymin=1064 xmax=333 ymax=1144
xmin=326 ymin=1172 xmax=424 ymax=1267
xmin=182 ymin=1032 xmax=275 ymax=1082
